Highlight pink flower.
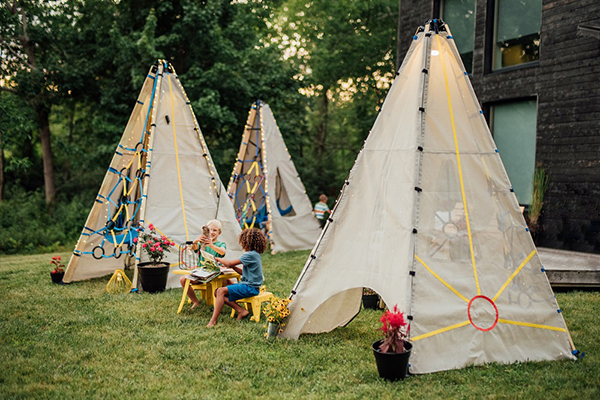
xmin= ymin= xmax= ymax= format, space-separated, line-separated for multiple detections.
xmin=133 ymin=237 xmax=138 ymax=243
xmin=142 ymin=243 xmax=147 ymax=248
xmin=157 ymin=246 xmax=163 ymax=252
xmin=148 ymin=223 xmax=154 ymax=230
xmin=170 ymin=242 xmax=175 ymax=246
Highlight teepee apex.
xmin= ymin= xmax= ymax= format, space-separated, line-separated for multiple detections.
xmin=64 ymin=60 xmax=242 ymax=289
xmin=227 ymin=100 xmax=321 ymax=253
xmin=281 ymin=21 xmax=576 ymax=374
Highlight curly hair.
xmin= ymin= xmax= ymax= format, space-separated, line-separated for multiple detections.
xmin=239 ymin=228 xmax=268 ymax=254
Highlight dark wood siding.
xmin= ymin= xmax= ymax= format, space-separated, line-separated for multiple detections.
xmin=398 ymin=0 xmax=600 ymax=252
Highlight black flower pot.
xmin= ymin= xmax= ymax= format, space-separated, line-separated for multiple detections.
xmin=137 ymin=262 xmax=170 ymax=293
xmin=50 ymin=272 xmax=64 ymax=284
xmin=362 ymin=294 xmax=379 ymax=309
xmin=372 ymin=340 xmax=412 ymax=381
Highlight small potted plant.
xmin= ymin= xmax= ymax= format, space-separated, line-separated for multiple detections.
xmin=362 ymin=287 xmax=379 ymax=309
xmin=372 ymin=305 xmax=412 ymax=381
xmin=136 ymin=223 xmax=175 ymax=293
xmin=262 ymin=296 xmax=292 ymax=339
xmin=50 ymin=256 xmax=65 ymax=284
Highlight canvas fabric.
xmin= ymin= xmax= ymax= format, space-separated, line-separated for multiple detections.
xmin=227 ymin=101 xmax=321 ymax=253
xmin=281 ymin=22 xmax=575 ymax=374
xmin=64 ymin=61 xmax=243 ymax=289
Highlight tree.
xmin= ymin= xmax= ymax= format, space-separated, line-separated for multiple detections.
xmin=0 ymin=1 xmax=76 ymax=205
xmin=272 ymin=0 xmax=398 ymax=198
xmin=0 ymin=92 xmax=35 ymax=201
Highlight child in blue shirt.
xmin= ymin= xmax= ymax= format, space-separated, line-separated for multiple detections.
xmin=209 ymin=228 xmax=268 ymax=327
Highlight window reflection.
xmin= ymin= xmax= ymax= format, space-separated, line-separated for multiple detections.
xmin=442 ymin=0 xmax=476 ymax=74
xmin=493 ymin=0 xmax=542 ymax=70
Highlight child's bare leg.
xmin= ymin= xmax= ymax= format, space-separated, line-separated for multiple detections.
xmin=180 ymin=276 xmax=200 ymax=308
xmin=224 ymin=298 xmax=249 ymax=320
xmin=222 ymin=278 xmax=236 ymax=287
xmin=207 ymin=287 xmax=228 ymax=327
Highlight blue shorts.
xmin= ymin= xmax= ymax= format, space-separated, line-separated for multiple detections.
xmin=227 ymin=283 xmax=260 ymax=302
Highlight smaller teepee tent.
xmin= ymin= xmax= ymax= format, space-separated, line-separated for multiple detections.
xmin=281 ymin=20 xmax=576 ymax=374
xmin=227 ymin=100 xmax=321 ymax=253
xmin=64 ymin=60 xmax=243 ymax=289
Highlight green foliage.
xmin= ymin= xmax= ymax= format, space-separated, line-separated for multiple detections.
xmin=528 ymin=165 xmax=550 ymax=230
xmin=0 ymin=250 xmax=598 ymax=399
xmin=1 ymin=0 xmax=402 ymax=252
xmin=0 ymin=189 xmax=87 ymax=254
xmin=274 ymin=0 xmax=398 ymax=201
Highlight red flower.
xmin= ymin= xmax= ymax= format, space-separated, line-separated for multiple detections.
xmin=148 ymin=223 xmax=154 ymax=230
xmin=378 ymin=304 xmax=409 ymax=354
xmin=133 ymin=237 xmax=138 ymax=243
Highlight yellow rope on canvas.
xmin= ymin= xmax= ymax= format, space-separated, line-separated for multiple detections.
xmin=415 ymin=255 xmax=469 ymax=303
xmin=167 ymin=72 xmax=190 ymax=241
xmin=492 ymin=249 xmax=536 ymax=301
xmin=411 ymin=320 xmax=471 ymax=341
xmin=498 ymin=318 xmax=567 ymax=332
xmin=436 ymin=34 xmax=480 ymax=295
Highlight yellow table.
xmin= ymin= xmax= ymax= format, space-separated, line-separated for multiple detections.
xmin=173 ymin=270 xmax=241 ymax=314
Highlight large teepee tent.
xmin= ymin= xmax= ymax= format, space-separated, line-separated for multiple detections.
xmin=281 ymin=21 xmax=576 ymax=373
xmin=227 ymin=100 xmax=321 ymax=253
xmin=64 ymin=60 xmax=243 ymax=289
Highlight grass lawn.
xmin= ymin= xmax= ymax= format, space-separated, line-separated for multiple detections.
xmin=1 ymin=250 xmax=598 ymax=399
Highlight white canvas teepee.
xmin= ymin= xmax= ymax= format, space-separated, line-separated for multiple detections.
xmin=227 ymin=100 xmax=321 ymax=253
xmin=64 ymin=60 xmax=242 ymax=289
xmin=281 ymin=21 xmax=576 ymax=373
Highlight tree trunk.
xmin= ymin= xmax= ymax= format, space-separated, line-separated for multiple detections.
xmin=0 ymin=133 xmax=4 ymax=202
xmin=314 ymin=90 xmax=329 ymax=159
xmin=36 ymin=104 xmax=56 ymax=205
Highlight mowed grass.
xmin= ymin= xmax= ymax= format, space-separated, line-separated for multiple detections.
xmin=1 ymin=250 xmax=599 ymax=399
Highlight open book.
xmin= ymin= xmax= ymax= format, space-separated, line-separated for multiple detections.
xmin=187 ymin=268 xmax=220 ymax=283
xmin=185 ymin=250 xmax=222 ymax=283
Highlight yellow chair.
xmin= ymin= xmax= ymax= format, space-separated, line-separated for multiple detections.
xmin=173 ymin=270 xmax=241 ymax=314
xmin=230 ymin=286 xmax=274 ymax=322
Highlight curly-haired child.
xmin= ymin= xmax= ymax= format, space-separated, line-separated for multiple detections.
xmin=208 ymin=228 xmax=268 ymax=327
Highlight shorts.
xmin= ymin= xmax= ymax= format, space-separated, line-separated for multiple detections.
xmin=227 ymin=283 xmax=260 ymax=302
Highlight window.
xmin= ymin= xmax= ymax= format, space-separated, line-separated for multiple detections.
xmin=490 ymin=99 xmax=537 ymax=205
xmin=442 ymin=0 xmax=476 ymax=74
xmin=493 ymin=0 xmax=542 ymax=70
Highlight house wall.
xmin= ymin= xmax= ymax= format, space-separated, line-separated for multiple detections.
xmin=398 ymin=0 xmax=600 ymax=253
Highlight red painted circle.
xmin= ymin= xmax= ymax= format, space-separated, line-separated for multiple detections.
xmin=467 ymin=295 xmax=499 ymax=332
